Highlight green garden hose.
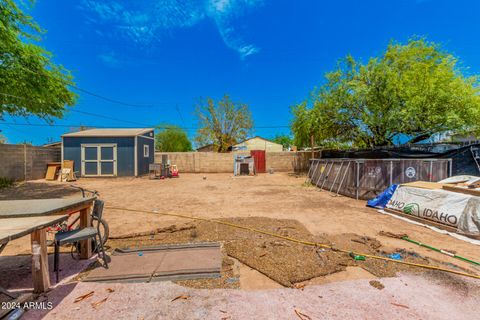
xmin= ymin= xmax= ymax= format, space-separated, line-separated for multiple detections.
xmin=401 ymin=236 xmax=480 ymax=266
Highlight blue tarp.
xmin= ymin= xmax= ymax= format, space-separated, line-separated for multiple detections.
xmin=367 ymin=184 xmax=398 ymax=209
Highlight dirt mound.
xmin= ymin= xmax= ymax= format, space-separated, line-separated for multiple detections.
xmin=106 ymin=217 xmax=455 ymax=288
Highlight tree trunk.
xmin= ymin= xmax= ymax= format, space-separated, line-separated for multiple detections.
xmin=407 ymin=133 xmax=432 ymax=144
xmin=310 ymin=134 xmax=315 ymax=158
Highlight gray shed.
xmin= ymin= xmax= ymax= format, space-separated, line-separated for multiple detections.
xmin=62 ymin=128 xmax=155 ymax=177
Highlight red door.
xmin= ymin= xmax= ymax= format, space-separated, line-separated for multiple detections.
xmin=251 ymin=150 xmax=266 ymax=173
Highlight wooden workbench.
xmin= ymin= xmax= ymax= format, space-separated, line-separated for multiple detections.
xmin=0 ymin=197 xmax=95 ymax=293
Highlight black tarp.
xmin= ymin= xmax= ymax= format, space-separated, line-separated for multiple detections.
xmin=321 ymin=144 xmax=480 ymax=176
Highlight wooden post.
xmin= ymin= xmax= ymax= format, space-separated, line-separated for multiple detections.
xmin=79 ymin=207 xmax=92 ymax=259
xmin=31 ymin=228 xmax=50 ymax=293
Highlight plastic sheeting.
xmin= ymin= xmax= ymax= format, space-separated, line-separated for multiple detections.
xmin=386 ymin=185 xmax=480 ymax=235
xmin=367 ymin=184 xmax=398 ymax=209
xmin=378 ymin=210 xmax=480 ymax=245
xmin=320 ymin=143 xmax=480 ymax=176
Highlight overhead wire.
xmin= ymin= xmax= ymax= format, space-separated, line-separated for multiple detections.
xmin=1 ymin=93 xmax=291 ymax=131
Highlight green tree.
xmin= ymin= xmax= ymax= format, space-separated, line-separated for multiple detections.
xmin=271 ymin=134 xmax=292 ymax=150
xmin=195 ymin=95 xmax=253 ymax=152
xmin=0 ymin=133 xmax=6 ymax=144
xmin=0 ymin=0 xmax=76 ymax=120
xmin=292 ymin=38 xmax=480 ymax=148
xmin=155 ymin=125 xmax=192 ymax=152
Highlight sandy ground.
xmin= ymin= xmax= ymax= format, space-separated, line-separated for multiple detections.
xmin=23 ymin=272 xmax=480 ymax=320
xmin=2 ymin=173 xmax=480 ymax=318
xmin=2 ymin=173 xmax=479 ymax=273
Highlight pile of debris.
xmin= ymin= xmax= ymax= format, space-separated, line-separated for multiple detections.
xmin=106 ymin=217 xmax=450 ymax=288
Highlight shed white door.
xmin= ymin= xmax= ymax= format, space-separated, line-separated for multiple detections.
xmin=81 ymin=144 xmax=117 ymax=176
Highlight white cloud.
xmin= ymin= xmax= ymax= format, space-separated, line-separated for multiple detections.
xmin=80 ymin=0 xmax=263 ymax=59
xmin=98 ymin=51 xmax=120 ymax=67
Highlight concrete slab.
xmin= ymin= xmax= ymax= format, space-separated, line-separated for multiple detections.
xmin=84 ymin=243 xmax=221 ymax=282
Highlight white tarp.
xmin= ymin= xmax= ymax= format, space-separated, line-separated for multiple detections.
xmin=386 ymin=186 xmax=480 ymax=235
xmin=378 ymin=210 xmax=480 ymax=246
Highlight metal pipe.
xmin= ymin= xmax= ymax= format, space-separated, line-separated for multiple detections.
xmin=310 ymin=160 xmax=321 ymax=184
xmin=320 ymin=161 xmax=334 ymax=191
xmin=429 ymin=161 xmax=433 ymax=182
xmin=336 ymin=161 xmax=351 ymax=195
xmin=330 ymin=161 xmax=344 ymax=192
xmin=304 ymin=159 xmax=315 ymax=184
xmin=315 ymin=160 xmax=328 ymax=187
xmin=389 ymin=161 xmax=393 ymax=185
xmin=355 ymin=161 xmax=360 ymax=200
xmin=314 ymin=161 xmax=328 ymax=186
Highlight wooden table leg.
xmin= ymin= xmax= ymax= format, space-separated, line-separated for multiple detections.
xmin=79 ymin=207 xmax=92 ymax=259
xmin=31 ymin=228 xmax=50 ymax=293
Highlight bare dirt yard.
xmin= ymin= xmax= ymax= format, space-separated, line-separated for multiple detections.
xmin=2 ymin=173 xmax=480 ymax=319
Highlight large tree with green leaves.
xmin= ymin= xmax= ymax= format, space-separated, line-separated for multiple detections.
xmin=0 ymin=0 xmax=76 ymax=120
xmin=195 ymin=95 xmax=253 ymax=152
xmin=292 ymin=38 xmax=480 ymax=148
xmin=155 ymin=125 xmax=192 ymax=152
xmin=271 ymin=134 xmax=292 ymax=150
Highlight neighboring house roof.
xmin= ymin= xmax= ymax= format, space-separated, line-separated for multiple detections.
xmin=196 ymin=143 xmax=214 ymax=151
xmin=233 ymin=136 xmax=282 ymax=146
xmin=62 ymin=128 xmax=154 ymax=138
xmin=42 ymin=141 xmax=62 ymax=147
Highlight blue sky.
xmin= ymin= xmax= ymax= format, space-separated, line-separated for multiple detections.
xmin=3 ymin=0 xmax=480 ymax=145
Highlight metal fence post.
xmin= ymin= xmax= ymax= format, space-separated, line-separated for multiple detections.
xmin=429 ymin=161 xmax=433 ymax=182
xmin=356 ymin=161 xmax=360 ymax=200
xmin=304 ymin=159 xmax=314 ymax=183
xmin=23 ymin=144 xmax=27 ymax=181
xmin=336 ymin=161 xmax=351 ymax=195
xmin=329 ymin=161 xmax=344 ymax=192
xmin=316 ymin=160 xmax=329 ymax=186
xmin=389 ymin=160 xmax=393 ymax=186
xmin=320 ymin=161 xmax=334 ymax=191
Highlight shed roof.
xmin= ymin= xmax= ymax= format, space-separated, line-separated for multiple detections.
xmin=62 ymin=128 xmax=154 ymax=138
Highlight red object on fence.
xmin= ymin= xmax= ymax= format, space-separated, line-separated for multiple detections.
xmin=251 ymin=150 xmax=266 ymax=173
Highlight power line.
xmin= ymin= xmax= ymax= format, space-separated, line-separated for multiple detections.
xmin=70 ymin=110 xmax=153 ymax=127
xmin=1 ymin=92 xmax=160 ymax=128
xmin=17 ymin=65 xmax=154 ymax=108
xmin=1 ymin=93 xmax=291 ymax=130
xmin=175 ymin=104 xmax=185 ymax=126
xmin=0 ymin=121 xmax=290 ymax=131
xmin=69 ymin=85 xmax=154 ymax=108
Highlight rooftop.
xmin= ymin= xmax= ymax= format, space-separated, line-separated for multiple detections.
xmin=62 ymin=128 xmax=154 ymax=138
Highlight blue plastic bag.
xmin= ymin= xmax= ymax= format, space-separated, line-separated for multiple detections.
xmin=367 ymin=184 xmax=398 ymax=209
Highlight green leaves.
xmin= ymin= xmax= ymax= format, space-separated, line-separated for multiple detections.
xmin=155 ymin=125 xmax=192 ymax=152
xmin=195 ymin=95 xmax=253 ymax=152
xmin=271 ymin=134 xmax=292 ymax=149
xmin=0 ymin=0 xmax=76 ymax=121
xmin=292 ymin=38 xmax=480 ymax=148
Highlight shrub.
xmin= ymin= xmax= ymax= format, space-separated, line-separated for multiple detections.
xmin=0 ymin=177 xmax=14 ymax=189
